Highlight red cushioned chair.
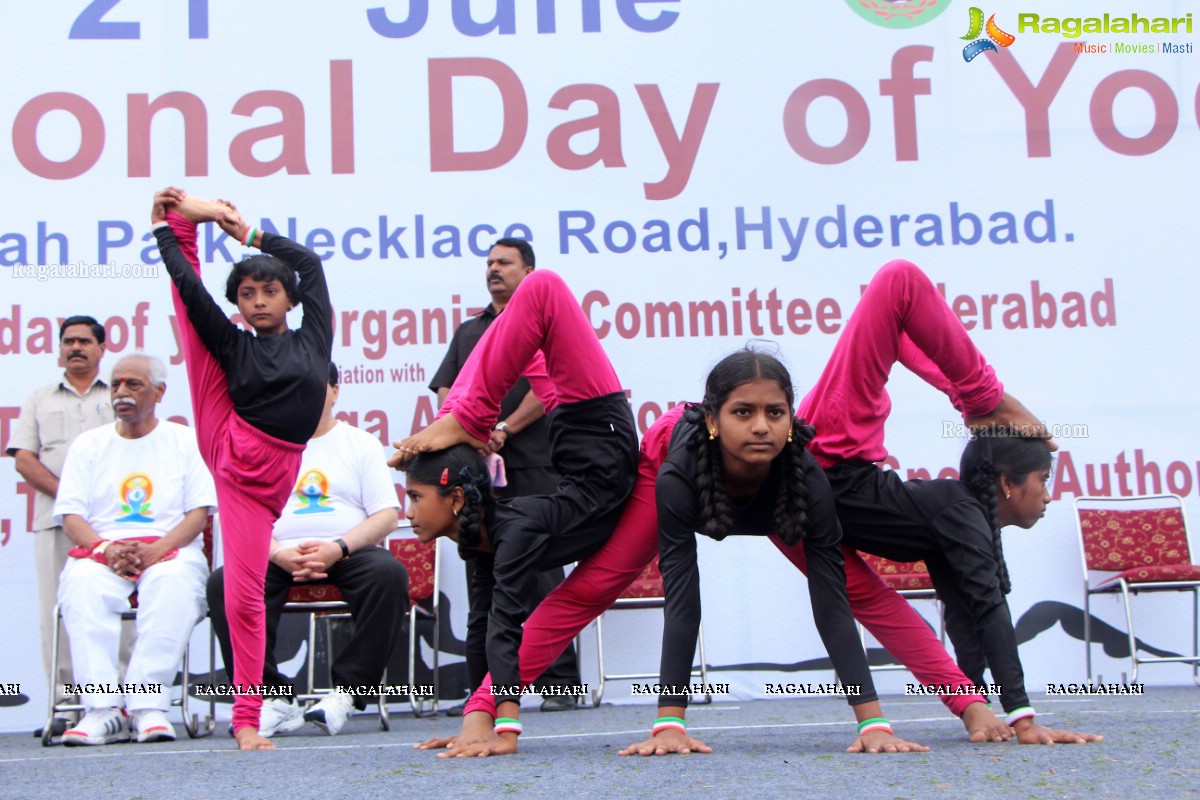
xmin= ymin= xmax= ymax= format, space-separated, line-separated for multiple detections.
xmin=389 ymin=531 xmax=441 ymax=717
xmin=856 ymin=553 xmax=945 ymax=674
xmin=1074 ymin=494 xmax=1200 ymax=684
xmin=44 ymin=518 xmax=216 ymax=746
xmin=589 ymin=555 xmax=710 ymax=706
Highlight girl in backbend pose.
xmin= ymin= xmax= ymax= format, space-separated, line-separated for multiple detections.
xmin=151 ymin=188 xmax=332 ymax=750
xmin=392 ymin=267 xmax=639 ymax=755
xmin=798 ymin=259 xmax=1101 ymax=745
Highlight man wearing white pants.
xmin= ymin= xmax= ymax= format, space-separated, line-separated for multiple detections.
xmin=54 ymin=354 xmax=215 ymax=746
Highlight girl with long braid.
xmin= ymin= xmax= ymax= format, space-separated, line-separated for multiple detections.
xmin=798 ymin=258 xmax=1102 ymax=745
xmin=150 ymin=188 xmax=333 ymax=750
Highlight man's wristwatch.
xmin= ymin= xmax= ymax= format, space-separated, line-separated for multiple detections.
xmin=494 ymin=421 xmax=511 ymax=434
xmin=334 ymin=538 xmax=350 ymax=561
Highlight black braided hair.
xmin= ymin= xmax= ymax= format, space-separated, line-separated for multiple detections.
xmin=404 ymin=444 xmax=494 ymax=559
xmin=959 ymin=433 xmax=1053 ymax=594
xmin=691 ymin=346 xmax=815 ymax=546
xmin=773 ymin=416 xmax=817 ymax=546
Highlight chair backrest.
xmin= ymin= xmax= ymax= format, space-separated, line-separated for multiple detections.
xmin=1074 ymin=494 xmax=1192 ymax=576
xmin=858 ymin=552 xmax=935 ymax=592
xmin=389 ymin=536 xmax=437 ymax=604
xmin=620 ymin=556 xmax=665 ymax=600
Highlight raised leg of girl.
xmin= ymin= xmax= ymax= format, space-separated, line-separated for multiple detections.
xmin=800 ymin=260 xmax=1004 ymax=465
xmin=162 ymin=214 xmax=236 ymax=463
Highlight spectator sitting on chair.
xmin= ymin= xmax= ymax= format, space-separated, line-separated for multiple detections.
xmin=54 ymin=353 xmax=215 ymax=746
xmin=207 ymin=362 xmax=406 ymax=737
xmin=8 ymin=315 xmax=117 ymax=738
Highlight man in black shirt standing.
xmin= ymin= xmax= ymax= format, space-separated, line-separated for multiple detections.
xmin=429 ymin=238 xmax=582 ymax=712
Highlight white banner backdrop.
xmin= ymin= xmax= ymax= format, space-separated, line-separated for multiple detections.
xmin=2 ymin=1 xmax=1198 ymax=732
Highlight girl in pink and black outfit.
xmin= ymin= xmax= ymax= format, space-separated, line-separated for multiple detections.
xmin=800 ymin=259 xmax=1100 ymax=745
xmin=150 ymin=188 xmax=332 ymax=750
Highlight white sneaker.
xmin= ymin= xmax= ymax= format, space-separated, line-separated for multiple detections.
xmin=63 ymin=707 xmax=130 ymax=746
xmin=304 ymin=690 xmax=355 ymax=735
xmin=131 ymin=709 xmax=177 ymax=743
xmin=259 ymin=698 xmax=305 ymax=738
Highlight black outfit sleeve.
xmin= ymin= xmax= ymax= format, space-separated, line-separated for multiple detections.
xmin=925 ymin=502 xmax=1030 ymax=712
xmin=261 ymin=231 xmax=334 ymax=366
xmin=797 ymin=456 xmax=877 ymax=705
xmin=925 ymin=554 xmax=992 ymax=700
xmin=429 ymin=323 xmax=470 ymax=392
xmin=655 ymin=465 xmax=704 ymax=705
xmin=465 ymin=554 xmax=497 ymax=693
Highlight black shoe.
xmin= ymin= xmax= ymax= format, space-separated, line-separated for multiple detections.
xmin=540 ymin=694 xmax=580 ymax=712
xmin=444 ymin=701 xmax=467 ymax=718
xmin=33 ymin=718 xmax=70 ymax=738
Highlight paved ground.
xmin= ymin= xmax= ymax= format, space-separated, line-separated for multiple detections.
xmin=3 ymin=689 xmax=1197 ymax=800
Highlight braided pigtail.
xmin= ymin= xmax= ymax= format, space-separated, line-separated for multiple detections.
xmin=960 ymin=436 xmax=1012 ymax=594
xmin=685 ymin=405 xmax=736 ymax=540
xmin=774 ymin=417 xmax=816 ymax=546
xmin=453 ymin=464 xmax=492 ymax=559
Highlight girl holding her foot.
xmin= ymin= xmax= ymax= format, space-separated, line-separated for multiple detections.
xmin=151 ymin=188 xmax=333 ymax=750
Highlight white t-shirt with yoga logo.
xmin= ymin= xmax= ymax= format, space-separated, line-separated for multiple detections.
xmin=53 ymin=420 xmax=216 ymax=551
xmin=275 ymin=420 xmax=399 ymax=544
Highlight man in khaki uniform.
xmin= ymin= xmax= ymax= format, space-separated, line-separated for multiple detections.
xmin=8 ymin=315 xmax=114 ymax=735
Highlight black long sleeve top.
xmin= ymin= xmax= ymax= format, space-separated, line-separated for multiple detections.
xmin=155 ymin=225 xmax=333 ymax=444
xmin=654 ymin=414 xmax=877 ymax=707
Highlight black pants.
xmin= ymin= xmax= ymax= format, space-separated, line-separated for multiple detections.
xmin=479 ymin=392 xmax=638 ymax=700
xmin=824 ymin=461 xmax=1029 ymax=711
xmin=207 ymin=547 xmax=409 ymax=709
xmin=464 ymin=463 xmax=582 ymax=692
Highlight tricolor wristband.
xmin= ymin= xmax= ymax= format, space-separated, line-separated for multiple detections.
xmin=1005 ymin=706 xmax=1036 ymax=726
xmin=856 ymin=717 xmax=893 ymax=736
xmin=652 ymin=715 xmax=687 ymax=736
xmin=242 ymin=226 xmax=258 ymax=247
xmin=493 ymin=717 xmax=523 ymax=736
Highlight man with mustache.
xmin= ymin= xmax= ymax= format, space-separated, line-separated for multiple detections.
xmin=428 ymin=239 xmax=584 ymax=713
xmin=8 ymin=315 xmax=115 ymax=738
xmin=53 ymin=353 xmax=215 ymax=746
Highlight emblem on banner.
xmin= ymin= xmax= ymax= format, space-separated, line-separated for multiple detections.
xmin=843 ymin=0 xmax=952 ymax=30
xmin=960 ymin=7 xmax=1016 ymax=61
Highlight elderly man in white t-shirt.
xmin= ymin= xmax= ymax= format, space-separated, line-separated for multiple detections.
xmin=54 ymin=353 xmax=215 ymax=746
xmin=207 ymin=363 xmax=406 ymax=737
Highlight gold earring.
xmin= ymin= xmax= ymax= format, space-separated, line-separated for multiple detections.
xmin=709 ymin=429 xmax=717 ymax=440
xmin=1005 ymin=492 xmax=1011 ymax=500
xmin=787 ymin=431 xmax=793 ymax=443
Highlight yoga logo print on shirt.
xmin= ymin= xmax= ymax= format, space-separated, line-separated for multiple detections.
xmin=291 ymin=468 xmax=335 ymax=515
xmin=114 ymin=473 xmax=155 ymax=523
